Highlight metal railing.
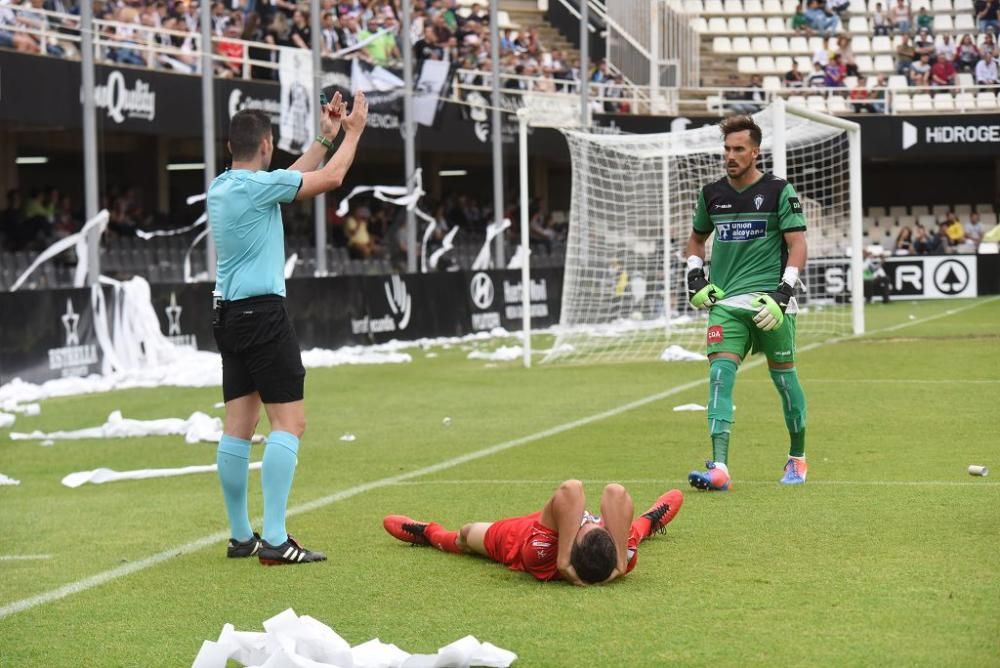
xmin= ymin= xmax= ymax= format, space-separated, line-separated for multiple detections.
xmin=453 ymin=68 xmax=646 ymax=114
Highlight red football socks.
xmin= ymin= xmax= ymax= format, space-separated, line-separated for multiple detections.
xmin=630 ymin=518 xmax=651 ymax=544
xmin=425 ymin=523 xmax=462 ymax=554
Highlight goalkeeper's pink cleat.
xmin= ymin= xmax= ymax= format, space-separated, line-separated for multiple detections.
xmin=780 ymin=457 xmax=808 ymax=485
xmin=688 ymin=461 xmax=732 ymax=491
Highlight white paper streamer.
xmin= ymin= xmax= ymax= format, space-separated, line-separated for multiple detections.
xmin=0 ymin=473 xmax=20 ymax=486
xmin=0 ymin=412 xmax=16 ymax=429
xmin=467 ymin=346 xmax=523 ymax=362
xmin=10 ymin=210 xmax=109 ymax=291
xmin=192 ymin=608 xmax=517 ymax=668
xmin=659 ymin=345 xmax=708 ymax=362
xmin=183 ymin=227 xmax=211 ymax=284
xmin=672 ymin=403 xmax=706 ymax=412
xmin=135 ymin=212 xmax=208 ymax=239
xmin=62 ymin=461 xmax=262 ymax=489
xmin=284 ymin=252 xmax=299 ymax=279
xmin=10 ymin=410 xmax=236 ymax=445
xmin=428 ymin=226 xmax=459 ymax=271
xmin=471 ymin=218 xmax=512 ymax=271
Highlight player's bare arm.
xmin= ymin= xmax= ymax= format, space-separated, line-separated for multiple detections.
xmin=288 ymin=91 xmax=344 ymax=174
xmin=784 ymin=230 xmax=808 ymax=273
xmin=296 ymin=92 xmax=368 ymax=201
xmin=598 ymin=484 xmax=634 ymax=582
xmin=539 ymin=479 xmax=589 ymax=586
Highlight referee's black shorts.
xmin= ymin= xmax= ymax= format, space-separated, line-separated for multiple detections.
xmin=213 ymin=295 xmax=305 ymax=404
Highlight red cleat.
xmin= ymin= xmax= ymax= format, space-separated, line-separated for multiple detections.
xmin=383 ymin=515 xmax=431 ymax=546
xmin=640 ymin=489 xmax=684 ymax=537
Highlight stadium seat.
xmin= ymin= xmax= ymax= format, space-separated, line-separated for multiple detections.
xmin=771 ymin=36 xmax=791 ymax=52
xmin=787 ymin=94 xmax=807 ymax=108
xmin=496 ymin=11 xmax=518 ymax=28
xmin=911 ymin=205 xmax=930 ymax=216
xmin=849 ymin=0 xmax=867 ymax=12
xmin=931 ymin=0 xmax=952 ymax=11
xmin=917 ymin=214 xmax=938 ymax=227
xmin=889 ymin=206 xmax=909 ymax=218
xmin=856 ymin=55 xmax=875 ymax=72
xmin=690 ymin=17 xmax=708 ymax=31
xmin=898 ymin=215 xmax=916 ymax=229
xmin=956 ymin=92 xmax=977 ymax=112
xmin=763 ymin=0 xmax=783 ymax=13
xmin=706 ymin=95 xmax=724 ymax=112
xmin=893 ymin=93 xmax=912 ymax=112
xmin=852 ymin=36 xmax=871 ymax=54
xmin=844 ymin=75 xmax=859 ymax=88
xmin=763 ymin=75 xmax=783 ymax=90
xmin=707 ymin=17 xmax=728 ymax=32
xmin=848 ymin=17 xmax=869 ymax=33
xmin=931 ymin=204 xmax=951 ymax=216
xmin=738 ymin=56 xmax=757 ymax=72
xmin=887 ymin=74 xmax=908 ymax=90
xmin=954 ymin=204 xmax=972 ymax=215
xmin=745 ymin=0 xmax=764 ymax=13
xmin=732 ymin=36 xmax=752 ymax=51
xmin=872 ymin=36 xmax=892 ymax=52
xmin=877 ymin=215 xmax=895 ymax=228
xmin=730 ymin=17 xmax=748 ymax=32
xmin=782 ymin=0 xmax=798 ymax=12
xmin=807 ymin=95 xmax=827 ymax=111
xmin=685 ymin=0 xmax=703 ymax=13
xmin=954 ymin=14 xmax=976 ymax=30
xmin=795 ymin=55 xmax=812 ymax=71
xmin=752 ymin=36 xmax=771 ymax=52
xmin=827 ymin=95 xmax=849 ymax=113
xmin=956 ymin=72 xmax=975 ymax=88
xmin=934 ymin=14 xmax=953 ymax=31
xmin=975 ymin=203 xmax=995 ymax=214
xmin=912 ymin=0 xmax=930 ymax=10
xmin=808 ymin=36 xmax=824 ymax=51
xmin=953 ymin=0 xmax=973 ymax=9
xmin=874 ymin=55 xmax=895 ymax=72
xmin=713 ymin=36 xmax=733 ymax=52
xmin=722 ymin=0 xmax=742 ymax=14
xmin=757 ymin=56 xmax=778 ymax=73
xmin=976 ymin=92 xmax=998 ymax=110
xmin=775 ymin=55 xmax=794 ymax=72
xmin=979 ymin=241 xmax=1000 ymax=254
xmin=933 ymin=92 xmax=955 ymax=111
xmin=706 ymin=0 xmax=725 ymax=13
xmin=981 ymin=213 xmax=999 ymax=226
xmin=746 ymin=17 xmax=766 ymax=32
xmin=867 ymin=206 xmax=887 ymax=218
xmin=789 ymin=36 xmax=809 ymax=53
xmin=766 ymin=17 xmax=786 ymax=32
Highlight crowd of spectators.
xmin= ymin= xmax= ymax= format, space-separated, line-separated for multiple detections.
xmin=880 ymin=211 xmax=990 ymax=255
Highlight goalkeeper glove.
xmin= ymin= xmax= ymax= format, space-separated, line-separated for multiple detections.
xmin=687 ymin=267 xmax=725 ymax=309
xmin=751 ymin=282 xmax=795 ymax=331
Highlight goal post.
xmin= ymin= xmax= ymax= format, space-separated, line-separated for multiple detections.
xmin=546 ymin=100 xmax=864 ymax=365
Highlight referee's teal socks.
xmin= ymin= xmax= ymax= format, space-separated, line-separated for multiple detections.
xmin=217 ymin=434 xmax=253 ymax=542
xmin=262 ymin=431 xmax=299 ymax=546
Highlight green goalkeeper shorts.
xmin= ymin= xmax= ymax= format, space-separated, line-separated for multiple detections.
xmin=706 ymin=304 xmax=797 ymax=363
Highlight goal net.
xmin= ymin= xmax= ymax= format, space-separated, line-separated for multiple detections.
xmin=545 ymin=102 xmax=862 ymax=364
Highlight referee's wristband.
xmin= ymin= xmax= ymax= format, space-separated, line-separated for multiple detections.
xmin=315 ymin=135 xmax=333 ymax=150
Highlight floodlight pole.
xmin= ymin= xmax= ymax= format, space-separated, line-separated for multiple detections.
xmin=402 ymin=0 xmax=418 ymax=273
xmin=81 ymin=0 xmax=100 ymax=285
xmin=311 ymin=0 xmax=328 ymax=276
xmin=517 ymin=109 xmax=531 ymax=369
xmin=490 ymin=0 xmax=505 ymax=267
xmin=201 ymin=0 xmax=217 ymax=280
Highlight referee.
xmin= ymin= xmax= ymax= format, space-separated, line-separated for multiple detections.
xmin=208 ymin=90 xmax=368 ymax=566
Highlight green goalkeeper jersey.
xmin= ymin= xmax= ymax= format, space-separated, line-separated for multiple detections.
xmin=692 ymin=172 xmax=806 ymax=298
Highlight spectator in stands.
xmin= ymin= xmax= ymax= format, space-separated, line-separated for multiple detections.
xmin=813 ymin=35 xmax=832 ymax=66
xmin=805 ymin=0 xmax=838 ymax=36
xmin=837 ymin=34 xmax=859 ymax=76
xmin=361 ymin=15 xmax=399 ymax=65
xmin=1 ymin=189 xmax=25 ymax=250
xmin=945 ymin=214 xmax=965 ymax=246
xmin=849 ymin=74 xmax=879 ymax=111
xmin=975 ymin=48 xmax=999 ymax=84
xmin=289 ymin=9 xmax=311 ymax=49
xmin=936 ymin=34 xmax=956 ymax=62
xmin=825 ymin=53 xmax=847 ymax=86
xmin=896 ymin=34 xmax=915 ymax=74
xmin=828 ymin=0 xmax=851 ymax=19
xmin=913 ymin=224 xmax=931 ymax=254
xmin=931 ymin=52 xmax=957 ymax=85
xmin=784 ymin=60 xmax=805 ymax=87
xmin=893 ymin=226 xmax=913 ymax=254
xmin=808 ymin=61 xmax=828 ymax=86
xmin=792 ymin=3 xmax=813 ymax=34
xmin=976 ymin=0 xmax=1000 ymax=35
xmin=871 ymin=2 xmax=890 ymax=35
xmin=889 ymin=0 xmax=911 ymax=34
xmin=913 ymin=27 xmax=935 ymax=59
xmin=965 ymin=212 xmax=986 ymax=248
xmin=0 ymin=0 xmax=43 ymax=53
xmin=414 ymin=24 xmax=444 ymax=60
xmin=909 ymin=53 xmax=931 ymax=85
xmin=723 ymin=74 xmax=757 ymax=112
xmin=983 ymin=32 xmax=997 ymax=53
xmin=216 ymin=22 xmax=246 ymax=78
xmin=320 ymin=11 xmax=342 ymax=55
xmin=928 ymin=223 xmax=948 ymax=253
xmin=914 ymin=7 xmax=933 ymax=34
xmin=955 ymin=34 xmax=981 ymax=72
xmin=345 ymin=205 xmax=379 ymax=259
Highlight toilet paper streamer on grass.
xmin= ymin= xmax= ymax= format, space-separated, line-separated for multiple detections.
xmin=61 ymin=461 xmax=263 ymax=488
xmin=192 ymin=608 xmax=517 ymax=668
xmin=9 ymin=410 xmax=254 ymax=445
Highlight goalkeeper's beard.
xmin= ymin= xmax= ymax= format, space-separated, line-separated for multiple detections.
xmin=726 ymin=161 xmax=753 ymax=181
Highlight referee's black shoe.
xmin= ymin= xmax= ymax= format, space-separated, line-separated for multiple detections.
xmin=258 ymin=535 xmax=327 ymax=566
xmin=227 ymin=532 xmax=262 ymax=558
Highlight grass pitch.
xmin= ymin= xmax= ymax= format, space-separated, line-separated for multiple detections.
xmin=0 ymin=298 xmax=998 ymax=666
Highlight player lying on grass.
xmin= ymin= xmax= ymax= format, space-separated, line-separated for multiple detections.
xmin=383 ymin=480 xmax=683 ymax=585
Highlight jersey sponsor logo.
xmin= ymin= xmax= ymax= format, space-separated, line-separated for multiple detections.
xmin=707 ymin=325 xmax=724 ymax=344
xmin=788 ymin=197 xmax=803 ymax=213
xmin=713 ymin=203 xmax=732 ymax=209
xmin=753 ymin=194 xmax=764 ymax=211
xmin=714 ymin=220 xmax=767 ymax=242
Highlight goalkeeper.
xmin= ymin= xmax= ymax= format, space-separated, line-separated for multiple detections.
xmin=684 ymin=115 xmax=809 ymax=490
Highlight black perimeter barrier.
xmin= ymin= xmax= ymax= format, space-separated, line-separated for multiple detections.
xmin=0 ymin=268 xmax=564 ymax=385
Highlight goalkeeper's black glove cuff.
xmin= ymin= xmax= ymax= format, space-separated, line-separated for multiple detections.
xmin=772 ymin=282 xmax=795 ymax=311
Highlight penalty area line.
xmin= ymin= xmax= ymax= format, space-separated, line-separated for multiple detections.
xmin=392 ymin=479 xmax=999 ymax=488
xmin=0 ymin=296 xmax=993 ymax=621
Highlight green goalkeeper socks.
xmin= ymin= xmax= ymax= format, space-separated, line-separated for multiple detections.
xmin=769 ymin=367 xmax=807 ymax=458
xmin=707 ymin=358 xmax=738 ymax=465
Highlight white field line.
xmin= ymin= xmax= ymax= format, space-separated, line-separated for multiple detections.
xmin=739 ymin=379 xmax=1000 ymax=384
xmin=0 ymin=555 xmax=52 ymax=561
xmin=391 ymin=479 xmax=999 ymax=488
xmin=0 ymin=297 xmax=994 ymax=621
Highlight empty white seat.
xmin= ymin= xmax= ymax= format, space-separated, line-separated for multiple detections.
xmin=954 ymin=92 xmax=976 ymax=110
xmin=976 ymin=92 xmax=998 ymax=110
xmin=782 ymin=0 xmax=799 ymax=12
xmin=789 ymin=36 xmax=810 ymax=53
xmin=787 ymin=94 xmax=807 ymax=108
xmin=732 ymin=36 xmax=752 ymax=51
xmin=956 ymin=72 xmax=974 ymax=88
xmin=848 ymin=0 xmax=867 ymax=12
xmin=807 ymin=95 xmax=827 ymax=111
xmin=898 ymin=215 xmax=917 ymax=228
xmin=706 ymin=0 xmax=725 ymax=12
xmin=827 ymin=95 xmax=849 ymax=113
xmin=953 ymin=0 xmax=973 ymax=9
xmin=765 ymin=17 xmax=786 ymax=32
xmin=808 ymin=36 xmax=824 ymax=51
xmin=723 ymin=0 xmax=743 ymax=13
xmin=917 ymin=214 xmax=938 ymax=227
xmin=954 ymin=14 xmax=975 ymax=30
xmin=746 ymin=17 xmax=766 ymax=32
xmin=795 ymin=55 xmax=812 ymax=71
xmin=889 ymin=205 xmax=909 ymax=217
xmin=954 ymin=204 xmax=972 ymax=215
xmin=931 ymin=204 xmax=950 ymax=215
xmin=911 ymin=0 xmax=930 ymax=11
xmin=975 ymin=203 xmax=995 ymax=213
xmin=752 ymin=36 xmax=771 ymax=51
xmin=690 ymin=17 xmax=709 ymax=32
xmin=893 ymin=93 xmax=912 ymax=112
xmin=934 ymin=14 xmax=952 ymax=31
xmin=874 ymin=55 xmax=895 ymax=72
xmin=868 ymin=206 xmax=888 ymax=217
xmin=911 ymin=93 xmax=933 ymax=110
xmin=872 ymin=36 xmax=892 ymax=52
xmin=775 ymin=55 xmax=794 ymax=72
xmin=856 ymin=54 xmax=875 ymax=72
xmin=980 ymin=213 xmax=999 ymax=226
xmin=745 ymin=0 xmax=764 ymax=12
xmin=738 ymin=56 xmax=757 ymax=72
xmin=877 ymin=215 xmax=895 ymax=227
xmin=714 ymin=36 xmax=733 ymax=52
xmin=852 ymin=36 xmax=871 ymax=53
xmin=707 ymin=17 xmax=728 ymax=32
xmin=888 ymin=74 xmax=909 ymax=89
xmin=771 ymin=36 xmax=791 ymax=52
xmin=844 ymin=75 xmax=859 ymax=88
xmin=933 ymin=92 xmax=955 ymax=111
xmin=763 ymin=74 xmax=783 ymax=90
xmin=911 ymin=205 xmax=930 ymax=216
xmin=685 ymin=0 xmax=703 ymax=13
xmin=762 ymin=0 xmax=783 ymax=13
xmin=863 ymin=216 xmax=876 ymax=230
xmin=757 ymin=56 xmax=778 ymax=72
xmin=931 ymin=0 xmax=951 ymax=11
xmin=729 ymin=17 xmax=748 ymax=32
xmin=848 ymin=16 xmax=869 ymax=32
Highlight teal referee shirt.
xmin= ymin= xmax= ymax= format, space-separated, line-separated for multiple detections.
xmin=207 ymin=168 xmax=303 ymax=301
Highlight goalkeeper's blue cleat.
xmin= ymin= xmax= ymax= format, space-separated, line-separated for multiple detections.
xmin=780 ymin=457 xmax=808 ymax=485
xmin=688 ymin=461 xmax=731 ymax=491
